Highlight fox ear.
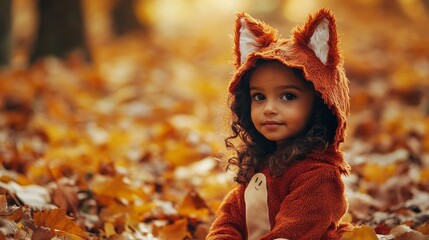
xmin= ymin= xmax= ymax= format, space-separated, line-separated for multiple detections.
xmin=234 ymin=12 xmax=278 ymax=68
xmin=293 ymin=8 xmax=340 ymax=66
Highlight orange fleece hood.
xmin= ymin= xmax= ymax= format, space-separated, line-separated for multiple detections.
xmin=229 ymin=8 xmax=350 ymax=149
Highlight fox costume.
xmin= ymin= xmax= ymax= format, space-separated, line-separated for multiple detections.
xmin=207 ymin=8 xmax=353 ymax=240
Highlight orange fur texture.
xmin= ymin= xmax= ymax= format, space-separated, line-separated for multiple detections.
xmin=229 ymin=8 xmax=350 ymax=148
xmin=206 ymin=148 xmax=353 ymax=240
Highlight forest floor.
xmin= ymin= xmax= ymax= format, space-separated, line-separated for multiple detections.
xmin=1 ymin=1 xmax=429 ymax=239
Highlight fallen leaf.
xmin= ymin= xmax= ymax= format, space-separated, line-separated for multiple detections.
xmin=417 ymin=223 xmax=429 ymax=235
xmin=340 ymin=225 xmax=379 ymax=240
xmin=33 ymin=208 xmax=88 ymax=239
xmin=0 ymin=181 xmax=54 ymax=209
xmin=157 ymin=218 xmax=189 ymax=240
xmin=394 ymin=231 xmax=429 ymax=240
xmin=51 ymin=182 xmax=79 ymax=214
xmin=31 ymin=226 xmax=52 ymax=240
xmin=177 ymin=190 xmax=211 ymax=219
xmin=0 ymin=219 xmax=18 ymax=238
xmin=104 ymin=222 xmax=116 ymax=237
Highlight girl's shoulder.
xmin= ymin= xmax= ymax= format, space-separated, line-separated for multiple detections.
xmin=283 ymin=153 xmax=347 ymax=181
xmin=289 ymin=158 xmax=339 ymax=175
xmin=304 ymin=148 xmax=350 ymax=175
xmin=283 ymin=159 xmax=345 ymax=190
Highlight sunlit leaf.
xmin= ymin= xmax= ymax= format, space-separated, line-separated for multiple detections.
xmin=177 ymin=190 xmax=210 ymax=219
xmin=157 ymin=218 xmax=189 ymax=240
xmin=362 ymin=163 xmax=397 ymax=184
xmin=90 ymin=175 xmax=145 ymax=205
xmin=340 ymin=225 xmax=379 ymax=240
xmin=104 ymin=222 xmax=116 ymax=237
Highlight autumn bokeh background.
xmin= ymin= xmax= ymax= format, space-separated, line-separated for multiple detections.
xmin=1 ymin=0 xmax=429 ymax=239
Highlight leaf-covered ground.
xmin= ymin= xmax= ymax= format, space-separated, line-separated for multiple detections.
xmin=1 ymin=1 xmax=429 ymax=239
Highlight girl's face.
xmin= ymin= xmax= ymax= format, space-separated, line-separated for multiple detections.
xmin=249 ymin=61 xmax=315 ymax=145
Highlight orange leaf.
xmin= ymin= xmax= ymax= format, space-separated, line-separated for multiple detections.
xmin=0 ymin=195 xmax=7 ymax=214
xmin=158 ymin=218 xmax=189 ymax=240
xmin=33 ymin=208 xmax=88 ymax=239
xmin=417 ymin=223 xmax=429 ymax=235
xmin=90 ymin=175 xmax=143 ymax=204
xmin=420 ymin=167 xmax=429 ymax=182
xmin=164 ymin=141 xmax=204 ymax=167
xmin=340 ymin=225 xmax=378 ymax=240
xmin=177 ymin=191 xmax=210 ymax=219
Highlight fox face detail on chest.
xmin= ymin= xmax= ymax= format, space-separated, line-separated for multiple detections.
xmin=244 ymin=173 xmax=289 ymax=240
xmin=244 ymin=173 xmax=270 ymax=240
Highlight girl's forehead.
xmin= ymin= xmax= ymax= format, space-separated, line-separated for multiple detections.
xmin=249 ymin=61 xmax=309 ymax=88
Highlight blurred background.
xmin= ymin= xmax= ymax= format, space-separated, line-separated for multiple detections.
xmin=1 ymin=0 xmax=429 ymax=239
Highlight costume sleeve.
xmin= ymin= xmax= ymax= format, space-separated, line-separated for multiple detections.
xmin=260 ymin=165 xmax=348 ymax=240
xmin=206 ymin=186 xmax=246 ymax=240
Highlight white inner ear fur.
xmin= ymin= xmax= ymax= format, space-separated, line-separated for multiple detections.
xmin=308 ymin=18 xmax=329 ymax=65
xmin=239 ymin=19 xmax=260 ymax=65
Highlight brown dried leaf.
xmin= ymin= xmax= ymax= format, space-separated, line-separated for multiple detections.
xmin=52 ymin=183 xmax=79 ymax=213
xmin=31 ymin=226 xmax=52 ymax=240
xmin=33 ymin=208 xmax=88 ymax=239
xmin=0 ymin=195 xmax=7 ymax=214
xmin=394 ymin=231 xmax=429 ymax=240
xmin=389 ymin=225 xmax=429 ymax=240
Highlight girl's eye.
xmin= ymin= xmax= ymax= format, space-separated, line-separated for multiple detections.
xmin=252 ymin=93 xmax=265 ymax=101
xmin=281 ymin=93 xmax=296 ymax=101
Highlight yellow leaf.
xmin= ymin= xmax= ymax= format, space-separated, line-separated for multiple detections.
xmin=104 ymin=222 xmax=116 ymax=237
xmin=164 ymin=141 xmax=204 ymax=167
xmin=362 ymin=163 xmax=396 ymax=184
xmin=340 ymin=225 xmax=378 ymax=240
xmin=340 ymin=212 xmax=353 ymax=223
xmin=90 ymin=175 xmax=143 ymax=204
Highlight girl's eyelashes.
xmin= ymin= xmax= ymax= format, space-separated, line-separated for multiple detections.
xmin=250 ymin=92 xmax=297 ymax=101
xmin=281 ymin=93 xmax=296 ymax=101
xmin=251 ymin=93 xmax=265 ymax=101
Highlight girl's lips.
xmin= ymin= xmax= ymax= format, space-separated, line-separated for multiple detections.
xmin=262 ymin=121 xmax=284 ymax=130
xmin=262 ymin=121 xmax=283 ymax=125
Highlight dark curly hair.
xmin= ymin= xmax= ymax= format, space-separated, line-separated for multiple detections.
xmin=226 ymin=59 xmax=338 ymax=185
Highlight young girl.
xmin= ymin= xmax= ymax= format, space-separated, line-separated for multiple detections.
xmin=207 ymin=9 xmax=353 ymax=240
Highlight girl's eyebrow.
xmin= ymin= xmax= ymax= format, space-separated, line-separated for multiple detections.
xmin=249 ymin=85 xmax=304 ymax=91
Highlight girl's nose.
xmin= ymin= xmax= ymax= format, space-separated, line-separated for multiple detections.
xmin=263 ymin=100 xmax=277 ymax=115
